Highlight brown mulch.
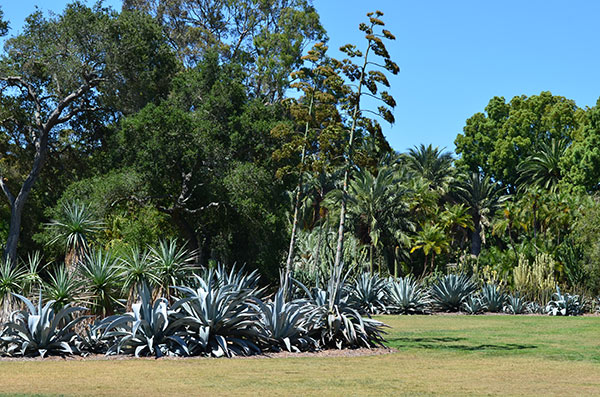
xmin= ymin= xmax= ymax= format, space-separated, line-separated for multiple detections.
xmin=0 ymin=347 xmax=396 ymax=362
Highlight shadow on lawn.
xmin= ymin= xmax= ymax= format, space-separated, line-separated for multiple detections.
xmin=388 ymin=337 xmax=537 ymax=352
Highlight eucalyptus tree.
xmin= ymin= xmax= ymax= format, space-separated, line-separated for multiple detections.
xmin=123 ymin=0 xmax=326 ymax=101
xmin=333 ymin=11 xmax=399 ymax=269
xmin=455 ymin=172 xmax=507 ymax=256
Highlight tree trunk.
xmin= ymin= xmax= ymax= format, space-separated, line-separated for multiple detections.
xmin=369 ymin=243 xmax=374 ymax=274
xmin=333 ymin=42 xmax=371 ymax=270
xmin=285 ymin=94 xmax=315 ymax=277
xmin=3 ymin=139 xmax=47 ymax=265
xmin=471 ymin=223 xmax=482 ymax=256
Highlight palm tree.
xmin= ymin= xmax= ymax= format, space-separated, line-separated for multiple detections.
xmin=440 ymin=203 xmax=474 ymax=251
xmin=517 ymin=137 xmax=569 ymax=192
xmin=410 ymin=223 xmax=450 ymax=275
xmin=454 ymin=171 xmax=507 ymax=256
xmin=346 ymin=167 xmax=398 ymax=273
xmin=405 ymin=144 xmax=454 ymax=192
xmin=46 ymin=201 xmax=103 ymax=271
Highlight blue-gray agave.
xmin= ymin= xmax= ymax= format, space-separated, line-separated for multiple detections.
xmin=254 ymin=288 xmax=316 ymax=352
xmin=99 ymin=283 xmax=190 ymax=357
xmin=172 ymin=271 xmax=263 ymax=357
xmin=0 ymin=293 xmax=87 ymax=357
xmin=386 ymin=276 xmax=430 ymax=314
xmin=349 ymin=273 xmax=388 ymax=315
xmin=480 ymin=283 xmax=506 ymax=313
xmin=298 ymin=265 xmax=387 ymax=349
xmin=545 ymin=286 xmax=583 ymax=316
xmin=430 ymin=274 xmax=477 ymax=312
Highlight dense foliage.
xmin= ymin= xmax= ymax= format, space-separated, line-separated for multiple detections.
xmin=0 ymin=2 xmax=599 ymax=361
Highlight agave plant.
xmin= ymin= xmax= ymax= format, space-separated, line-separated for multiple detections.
xmin=253 ymin=288 xmax=316 ymax=352
xmin=298 ymin=264 xmax=387 ymax=349
xmin=209 ymin=264 xmax=264 ymax=297
xmin=480 ymin=283 xmax=506 ymax=313
xmin=463 ymin=295 xmax=486 ymax=314
xmin=545 ymin=286 xmax=583 ymax=316
xmin=99 ymin=283 xmax=190 ymax=357
xmin=76 ymin=323 xmax=111 ymax=355
xmin=79 ymin=249 xmax=121 ymax=316
xmin=527 ymin=301 xmax=544 ymax=314
xmin=504 ymin=293 xmax=528 ymax=314
xmin=0 ymin=293 xmax=87 ymax=357
xmin=386 ymin=276 xmax=430 ymax=314
xmin=430 ymin=274 xmax=477 ymax=312
xmin=149 ymin=238 xmax=197 ymax=298
xmin=349 ymin=273 xmax=388 ymax=315
xmin=172 ymin=271 xmax=263 ymax=357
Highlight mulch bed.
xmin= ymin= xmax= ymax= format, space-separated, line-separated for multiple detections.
xmin=0 ymin=347 xmax=397 ymax=362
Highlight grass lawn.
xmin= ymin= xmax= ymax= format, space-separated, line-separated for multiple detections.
xmin=1 ymin=315 xmax=599 ymax=396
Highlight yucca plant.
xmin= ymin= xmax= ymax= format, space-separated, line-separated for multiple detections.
xmin=254 ymin=288 xmax=316 ymax=352
xmin=349 ymin=273 xmax=388 ymax=314
xmin=0 ymin=260 xmax=25 ymax=323
xmin=480 ymin=283 xmax=506 ymax=313
xmin=545 ymin=286 xmax=583 ymax=316
xmin=172 ymin=271 xmax=263 ymax=357
xmin=462 ymin=295 xmax=486 ymax=314
xmin=118 ymin=246 xmax=159 ymax=309
xmin=46 ymin=201 xmax=103 ymax=270
xmin=298 ymin=264 xmax=387 ymax=349
xmin=430 ymin=274 xmax=477 ymax=312
xmin=20 ymin=251 xmax=47 ymax=297
xmin=99 ymin=283 xmax=190 ymax=357
xmin=0 ymin=293 xmax=87 ymax=357
xmin=504 ymin=293 xmax=528 ymax=314
xmin=386 ymin=276 xmax=430 ymax=314
xmin=44 ymin=265 xmax=85 ymax=310
xmin=149 ymin=238 xmax=197 ymax=298
xmin=79 ymin=249 xmax=121 ymax=317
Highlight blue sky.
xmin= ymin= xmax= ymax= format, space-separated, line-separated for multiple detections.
xmin=3 ymin=0 xmax=600 ymax=154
